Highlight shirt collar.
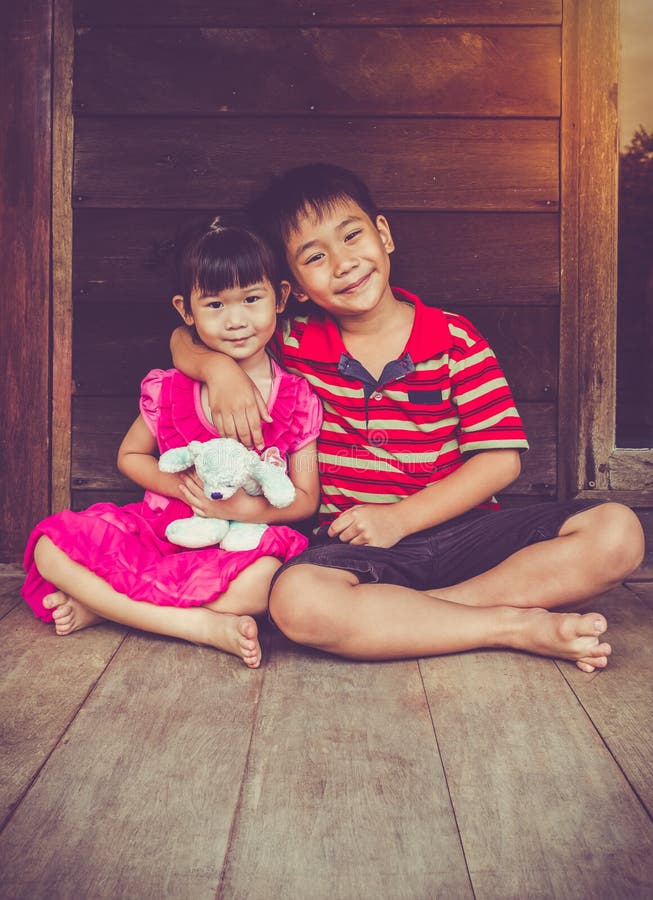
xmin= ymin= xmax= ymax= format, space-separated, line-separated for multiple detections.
xmin=297 ymin=287 xmax=450 ymax=364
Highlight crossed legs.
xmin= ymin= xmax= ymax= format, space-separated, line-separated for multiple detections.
xmin=269 ymin=503 xmax=645 ymax=671
xmin=33 ymin=536 xmax=281 ymax=667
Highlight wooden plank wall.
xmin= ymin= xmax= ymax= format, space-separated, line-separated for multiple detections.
xmin=70 ymin=0 xmax=563 ymax=510
xmin=0 ymin=3 xmax=52 ymax=561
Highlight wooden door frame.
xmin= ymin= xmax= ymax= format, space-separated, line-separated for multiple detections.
xmin=560 ymin=0 xmax=653 ymax=505
xmin=52 ymin=0 xmax=74 ymax=513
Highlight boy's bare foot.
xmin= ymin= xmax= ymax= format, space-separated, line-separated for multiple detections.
xmin=43 ymin=591 xmax=104 ymax=635
xmin=205 ymin=613 xmax=262 ymax=668
xmin=506 ymin=608 xmax=611 ymax=672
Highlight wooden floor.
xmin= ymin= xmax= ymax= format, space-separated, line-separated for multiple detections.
xmin=1 ymin=568 xmax=652 ymax=899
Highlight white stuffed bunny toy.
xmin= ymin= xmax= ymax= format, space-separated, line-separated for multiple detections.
xmin=158 ymin=438 xmax=296 ymax=552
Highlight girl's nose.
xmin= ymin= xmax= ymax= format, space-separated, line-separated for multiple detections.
xmin=224 ymin=309 xmax=247 ymax=329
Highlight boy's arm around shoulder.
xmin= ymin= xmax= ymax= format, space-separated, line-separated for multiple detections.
xmin=170 ymin=325 xmax=271 ymax=449
xmin=327 ymin=449 xmax=521 ymax=548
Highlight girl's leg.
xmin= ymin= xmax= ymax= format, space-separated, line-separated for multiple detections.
xmin=429 ymin=503 xmax=645 ymax=610
xmin=33 ymin=537 xmax=276 ymax=667
xmin=269 ymin=564 xmax=613 ymax=672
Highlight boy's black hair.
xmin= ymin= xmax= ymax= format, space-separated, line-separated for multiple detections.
xmin=173 ymin=214 xmax=282 ymax=316
xmin=248 ymin=163 xmax=379 ymax=276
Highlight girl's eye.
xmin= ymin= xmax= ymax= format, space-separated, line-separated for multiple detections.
xmin=207 ymin=301 xmax=223 ymax=309
xmin=244 ymin=295 xmax=260 ymax=304
xmin=344 ymin=229 xmax=362 ymax=242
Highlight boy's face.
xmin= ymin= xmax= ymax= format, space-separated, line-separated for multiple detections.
xmin=284 ymin=198 xmax=395 ymax=321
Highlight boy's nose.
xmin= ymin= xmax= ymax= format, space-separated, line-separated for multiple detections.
xmin=334 ymin=251 xmax=357 ymax=277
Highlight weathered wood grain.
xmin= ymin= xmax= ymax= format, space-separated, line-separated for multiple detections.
xmin=0 ymin=604 xmax=125 ymax=831
xmin=419 ymin=644 xmax=653 ymax=898
xmin=0 ymin=630 xmax=265 ymax=897
xmin=71 ymin=489 xmax=141 ymax=511
xmin=75 ymin=27 xmax=560 ymax=118
xmin=608 ymin=449 xmax=653 ymax=492
xmin=71 ymin=303 xmax=557 ymax=401
xmin=556 ymin=585 xmax=653 ymax=818
xmin=218 ymin=634 xmax=473 ymax=900
xmin=73 ymin=209 xmax=560 ymax=307
xmin=68 ymin=391 xmax=555 ymax=495
xmin=74 ymin=0 xmax=562 ymax=27
xmin=456 ymin=305 xmax=559 ymax=401
xmin=575 ymin=0 xmax=619 ymax=492
xmin=51 ymin=0 xmax=74 ymax=514
xmin=0 ymin=576 xmax=24 ymax=620
xmin=72 ymin=302 xmax=177 ymax=396
xmin=73 ymin=117 xmax=559 ymax=211
xmin=0 ymin=1 xmax=52 ymax=560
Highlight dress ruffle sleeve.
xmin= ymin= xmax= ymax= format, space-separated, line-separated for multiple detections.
xmin=139 ymin=369 xmax=168 ymax=438
xmin=288 ymin=379 xmax=323 ymax=451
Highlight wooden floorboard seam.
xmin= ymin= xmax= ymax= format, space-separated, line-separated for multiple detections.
xmin=0 ymin=628 xmax=129 ymax=836
xmin=554 ymin=659 xmax=653 ymax=823
xmin=417 ymin=658 xmax=477 ymax=900
xmin=215 ymin=630 xmax=273 ymax=899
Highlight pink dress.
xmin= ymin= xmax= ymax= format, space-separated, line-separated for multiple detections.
xmin=22 ymin=362 xmax=322 ymax=620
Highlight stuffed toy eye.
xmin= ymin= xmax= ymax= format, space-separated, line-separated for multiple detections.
xmin=211 ymin=491 xmax=223 ymax=500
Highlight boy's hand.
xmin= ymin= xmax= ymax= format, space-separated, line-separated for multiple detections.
xmin=207 ymin=374 xmax=272 ymax=450
xmin=327 ymin=504 xmax=406 ymax=548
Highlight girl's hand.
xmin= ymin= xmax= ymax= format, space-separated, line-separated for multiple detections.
xmin=327 ymin=504 xmax=407 ymax=548
xmin=178 ymin=474 xmax=262 ymax=522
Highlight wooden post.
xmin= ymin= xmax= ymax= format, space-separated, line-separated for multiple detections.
xmin=0 ymin=1 xmax=53 ymax=561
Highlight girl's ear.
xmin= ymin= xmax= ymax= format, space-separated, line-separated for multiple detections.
xmin=172 ymin=294 xmax=194 ymax=325
xmin=375 ymin=214 xmax=395 ymax=255
xmin=276 ymin=280 xmax=292 ymax=313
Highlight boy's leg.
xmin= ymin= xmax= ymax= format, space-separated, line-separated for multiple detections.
xmin=269 ymin=564 xmax=612 ymax=671
xmin=33 ymin=537 xmax=272 ymax=667
xmin=430 ymin=502 xmax=645 ymax=610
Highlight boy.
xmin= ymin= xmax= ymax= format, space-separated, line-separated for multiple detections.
xmin=171 ymin=164 xmax=644 ymax=671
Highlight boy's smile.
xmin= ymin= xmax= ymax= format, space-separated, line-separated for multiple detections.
xmin=285 ymin=199 xmax=396 ymax=323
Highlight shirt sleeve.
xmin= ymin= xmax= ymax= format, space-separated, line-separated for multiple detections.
xmin=139 ymin=369 xmax=168 ymax=438
xmin=447 ymin=314 xmax=529 ymax=454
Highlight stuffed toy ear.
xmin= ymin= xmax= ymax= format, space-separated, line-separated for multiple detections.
xmin=158 ymin=445 xmax=194 ymax=473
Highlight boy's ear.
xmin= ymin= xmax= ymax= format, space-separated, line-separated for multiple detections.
xmin=276 ymin=280 xmax=291 ymax=313
xmin=172 ymin=294 xmax=194 ymax=325
xmin=291 ymin=285 xmax=310 ymax=304
xmin=375 ymin=214 xmax=395 ymax=255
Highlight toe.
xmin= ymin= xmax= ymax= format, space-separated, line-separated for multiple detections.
xmin=576 ymin=660 xmax=596 ymax=673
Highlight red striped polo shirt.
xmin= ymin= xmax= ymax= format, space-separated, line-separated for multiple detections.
xmin=274 ymin=288 xmax=529 ymax=529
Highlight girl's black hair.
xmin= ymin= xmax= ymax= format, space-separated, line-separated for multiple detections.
xmin=174 ymin=215 xmax=282 ymax=316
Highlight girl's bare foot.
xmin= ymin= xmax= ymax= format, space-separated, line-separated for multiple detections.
xmin=205 ymin=613 xmax=262 ymax=668
xmin=42 ymin=591 xmax=104 ymax=635
xmin=506 ymin=608 xmax=611 ymax=672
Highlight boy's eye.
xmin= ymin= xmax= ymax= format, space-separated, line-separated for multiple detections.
xmin=344 ymin=229 xmax=362 ymax=242
xmin=305 ymin=252 xmax=324 ymax=265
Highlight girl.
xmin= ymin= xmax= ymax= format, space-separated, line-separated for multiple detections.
xmin=22 ymin=217 xmax=322 ymax=667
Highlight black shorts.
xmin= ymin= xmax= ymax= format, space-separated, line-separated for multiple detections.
xmin=271 ymin=499 xmax=602 ymax=592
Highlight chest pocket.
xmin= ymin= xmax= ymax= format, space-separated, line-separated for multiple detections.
xmin=407 ymin=389 xmax=443 ymax=404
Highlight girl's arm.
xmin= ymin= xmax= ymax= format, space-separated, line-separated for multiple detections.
xmin=117 ymin=415 xmax=185 ymax=500
xmin=170 ymin=325 xmax=270 ymax=449
xmin=177 ymin=440 xmax=320 ymax=525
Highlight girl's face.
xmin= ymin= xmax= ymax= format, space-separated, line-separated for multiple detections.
xmin=173 ymin=278 xmax=289 ymax=372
